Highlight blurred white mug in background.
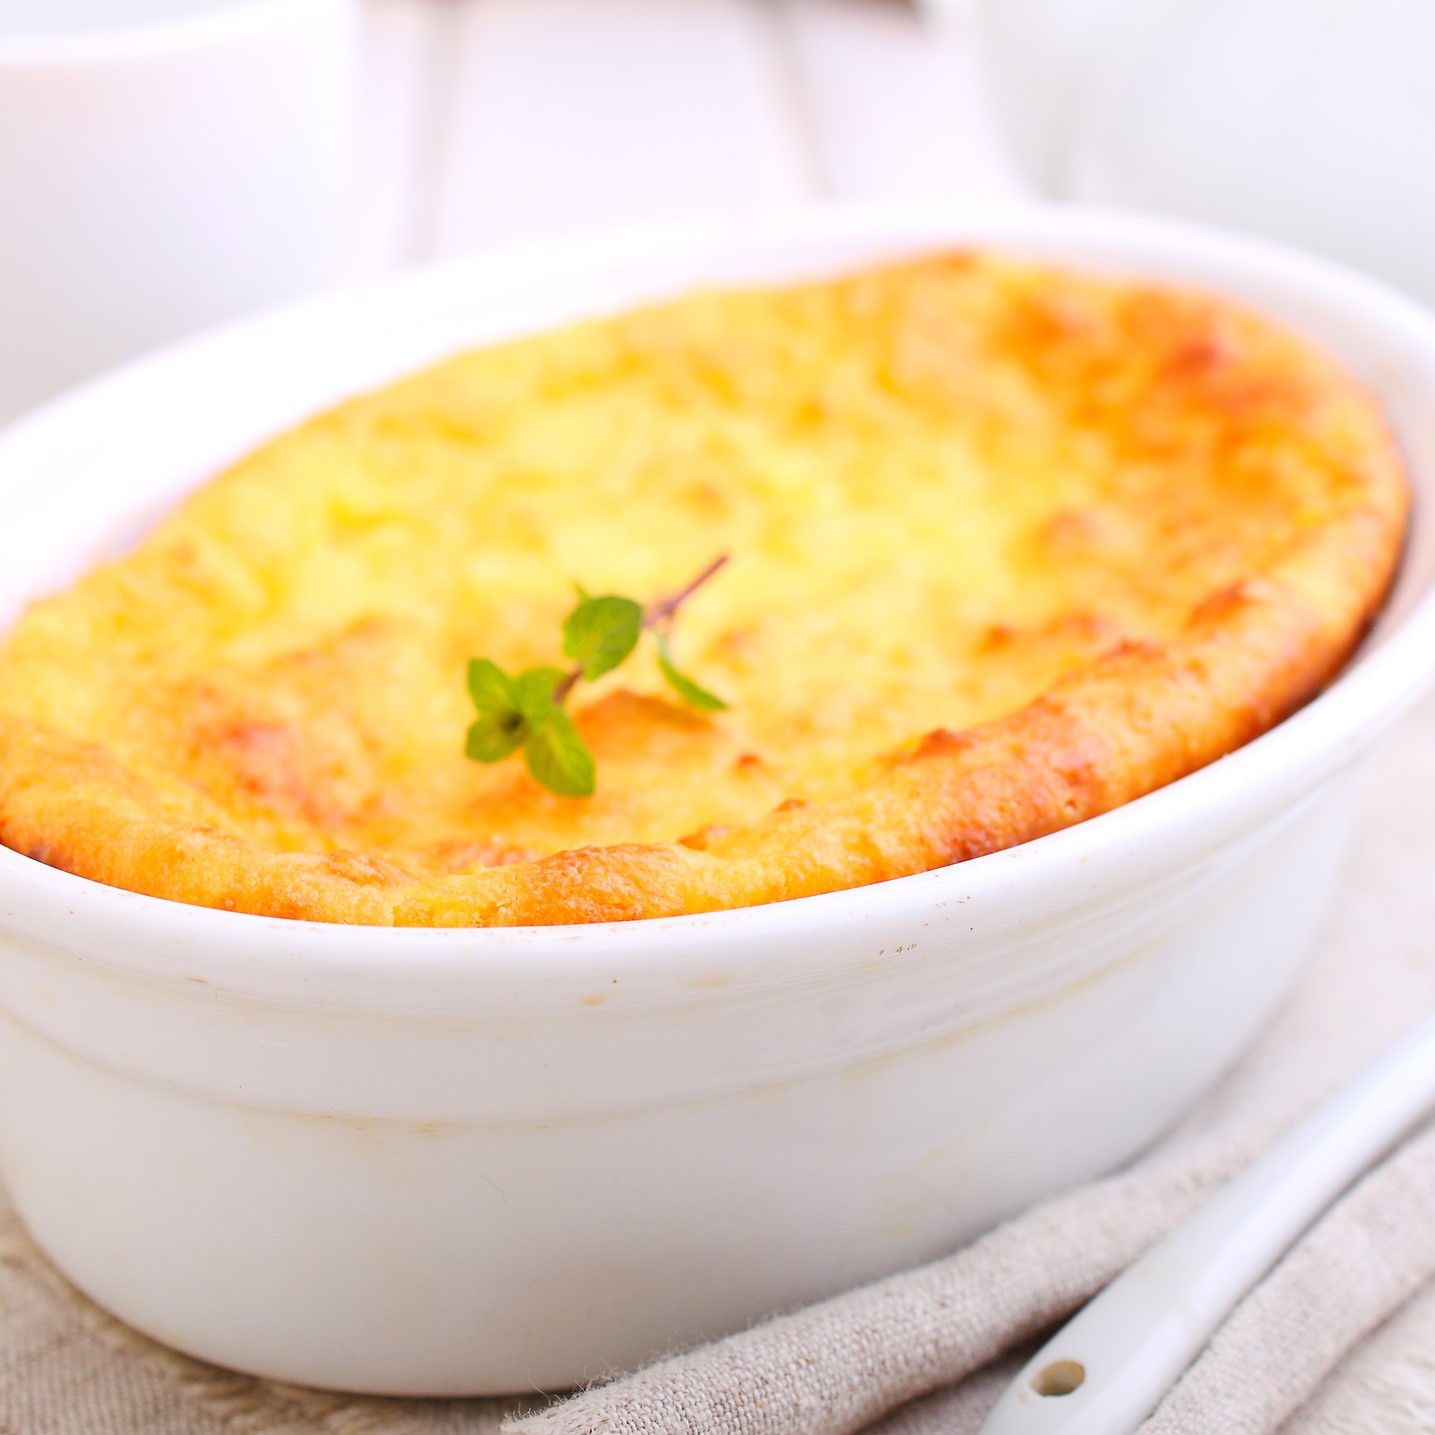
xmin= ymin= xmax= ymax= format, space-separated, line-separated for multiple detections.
xmin=974 ymin=0 xmax=1435 ymax=308
xmin=0 ymin=0 xmax=358 ymax=425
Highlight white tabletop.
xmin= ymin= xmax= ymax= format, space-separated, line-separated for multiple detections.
xmin=350 ymin=0 xmax=1027 ymax=281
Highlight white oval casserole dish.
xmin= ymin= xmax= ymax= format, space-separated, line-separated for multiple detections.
xmin=1 ymin=207 xmax=1434 ymax=1396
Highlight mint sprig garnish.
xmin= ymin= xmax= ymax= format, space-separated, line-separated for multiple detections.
xmin=562 ymin=594 xmax=643 ymax=681
xmin=465 ymin=555 xmax=729 ymax=797
xmin=654 ymin=630 xmax=727 ymax=712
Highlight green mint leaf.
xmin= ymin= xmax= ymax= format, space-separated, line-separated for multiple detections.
xmin=514 ymin=665 xmax=565 ymax=729
xmin=465 ymin=709 xmax=527 ymax=763
xmin=656 ymin=631 xmax=727 ymax=712
xmin=562 ymin=594 xmax=643 ymax=682
xmin=467 ymin=657 xmax=518 ymax=712
xmin=523 ymin=706 xmax=596 ymax=797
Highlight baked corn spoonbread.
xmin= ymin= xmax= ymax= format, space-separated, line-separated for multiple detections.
xmin=0 ymin=254 xmax=1409 ymax=926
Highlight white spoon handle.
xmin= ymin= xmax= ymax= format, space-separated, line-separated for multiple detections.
xmin=978 ymin=1008 xmax=1435 ymax=1435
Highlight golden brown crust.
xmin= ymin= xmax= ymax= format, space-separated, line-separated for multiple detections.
xmin=0 ymin=254 xmax=1409 ymax=925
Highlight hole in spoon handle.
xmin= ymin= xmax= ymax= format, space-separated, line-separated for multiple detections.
xmin=1031 ymin=1360 xmax=1086 ymax=1397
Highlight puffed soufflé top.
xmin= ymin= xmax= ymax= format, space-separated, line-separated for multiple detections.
xmin=0 ymin=254 xmax=1409 ymax=925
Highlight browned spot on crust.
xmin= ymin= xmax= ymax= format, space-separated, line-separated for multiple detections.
xmin=904 ymin=728 xmax=975 ymax=763
xmin=1037 ymin=508 xmax=1103 ymax=555
xmin=577 ymin=690 xmax=712 ymax=752
xmin=1187 ymin=580 xmax=1267 ymax=629
xmin=1162 ymin=334 xmax=1233 ymax=383
xmin=321 ymin=850 xmax=410 ymax=886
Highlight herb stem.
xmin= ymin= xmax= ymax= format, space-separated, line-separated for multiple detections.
xmin=644 ymin=554 xmax=730 ymax=631
xmin=550 ymin=663 xmax=583 ymax=706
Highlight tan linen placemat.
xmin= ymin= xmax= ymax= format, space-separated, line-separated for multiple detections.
xmin=5 ymin=691 xmax=1435 ymax=1434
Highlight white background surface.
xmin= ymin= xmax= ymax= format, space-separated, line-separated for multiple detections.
xmin=350 ymin=0 xmax=1027 ymax=280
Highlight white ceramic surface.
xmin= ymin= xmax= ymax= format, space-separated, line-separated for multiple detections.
xmin=975 ymin=0 xmax=1435 ymax=307
xmin=0 ymin=0 xmax=358 ymax=425
xmin=1 ymin=208 xmax=1435 ymax=1395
